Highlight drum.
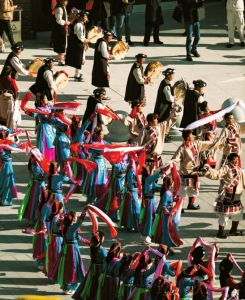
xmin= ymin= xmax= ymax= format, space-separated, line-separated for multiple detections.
xmin=54 ymin=71 xmax=69 ymax=90
xmin=144 ymin=61 xmax=163 ymax=85
xmin=87 ymin=26 xmax=104 ymax=44
xmin=111 ymin=41 xmax=129 ymax=60
xmin=29 ymin=59 xmax=44 ymax=77
xmin=68 ymin=7 xmax=80 ymax=22
xmin=173 ymin=78 xmax=190 ymax=100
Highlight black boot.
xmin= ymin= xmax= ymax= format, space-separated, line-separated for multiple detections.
xmin=229 ymin=221 xmax=243 ymax=236
xmin=217 ymin=225 xmax=227 ymax=239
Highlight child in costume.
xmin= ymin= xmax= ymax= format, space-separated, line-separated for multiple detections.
xmin=152 ymin=176 xmax=183 ymax=249
xmin=18 ymin=154 xmax=46 ymax=223
xmin=97 ymin=242 xmax=122 ymax=300
xmin=72 ymin=231 xmax=107 ymax=300
xmin=44 ymin=200 xmax=64 ymax=275
xmin=48 ymin=210 xmax=89 ymax=295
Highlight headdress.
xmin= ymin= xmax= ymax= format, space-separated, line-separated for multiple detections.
xmin=76 ymin=10 xmax=89 ymax=18
xmin=11 ymin=43 xmax=24 ymax=51
xmin=191 ymin=245 xmax=205 ymax=259
xmin=93 ymin=88 xmax=106 ymax=97
xmin=135 ymin=53 xmax=147 ymax=59
xmin=162 ymin=68 xmax=176 ymax=76
xmin=44 ymin=57 xmax=56 ymax=63
xmin=103 ymin=30 xmax=113 ymax=36
xmin=193 ymin=79 xmax=207 ymax=88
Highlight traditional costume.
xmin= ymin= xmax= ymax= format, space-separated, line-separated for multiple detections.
xmin=48 ymin=211 xmax=88 ymax=294
xmin=65 ymin=10 xmax=89 ymax=81
xmin=154 ymin=68 xmax=176 ymax=123
xmin=124 ymin=54 xmax=147 ymax=104
xmin=180 ymin=80 xmax=206 ymax=136
xmin=92 ymin=31 xmax=112 ymax=88
xmin=118 ymin=267 xmax=135 ymax=300
xmin=177 ymin=266 xmax=199 ymax=300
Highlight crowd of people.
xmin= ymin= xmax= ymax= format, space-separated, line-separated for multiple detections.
xmin=0 ymin=0 xmax=245 ymax=299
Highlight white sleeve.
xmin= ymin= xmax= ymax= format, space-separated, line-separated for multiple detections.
xmin=133 ymin=68 xmax=144 ymax=84
xmin=96 ymin=103 xmax=109 ymax=124
xmin=9 ymin=57 xmax=29 ymax=76
xmin=198 ymin=95 xmax=204 ymax=103
xmin=55 ymin=7 xmax=66 ymax=25
xmin=43 ymin=70 xmax=57 ymax=92
xmin=163 ymin=86 xmax=175 ymax=102
xmin=74 ymin=23 xmax=86 ymax=42
xmin=98 ymin=41 xmax=110 ymax=59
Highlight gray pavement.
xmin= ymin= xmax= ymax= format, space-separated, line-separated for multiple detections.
xmin=0 ymin=1 xmax=245 ymax=299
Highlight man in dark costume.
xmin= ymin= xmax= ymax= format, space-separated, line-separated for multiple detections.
xmin=65 ymin=10 xmax=89 ymax=82
xmin=29 ymin=58 xmax=57 ymax=101
xmin=154 ymin=68 xmax=177 ymax=142
xmin=124 ymin=53 xmax=148 ymax=106
xmin=143 ymin=0 xmax=164 ymax=46
xmin=91 ymin=31 xmax=114 ymax=100
xmin=180 ymin=79 xmax=206 ymax=136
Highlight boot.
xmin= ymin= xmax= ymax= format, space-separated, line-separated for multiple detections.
xmin=217 ymin=225 xmax=227 ymax=239
xmin=187 ymin=197 xmax=200 ymax=210
xmin=229 ymin=221 xmax=244 ymax=236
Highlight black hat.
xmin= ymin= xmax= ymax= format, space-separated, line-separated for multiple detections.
xmin=103 ymin=31 xmax=113 ymax=36
xmin=135 ymin=53 xmax=147 ymax=59
xmin=76 ymin=10 xmax=89 ymax=18
xmin=191 ymin=246 xmax=205 ymax=258
xmin=93 ymin=88 xmax=106 ymax=97
xmin=44 ymin=57 xmax=56 ymax=63
xmin=193 ymin=79 xmax=207 ymax=87
xmin=11 ymin=43 xmax=24 ymax=51
xmin=162 ymin=68 xmax=176 ymax=76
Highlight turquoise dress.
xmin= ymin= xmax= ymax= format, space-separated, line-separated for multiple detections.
xmin=177 ymin=277 xmax=195 ymax=299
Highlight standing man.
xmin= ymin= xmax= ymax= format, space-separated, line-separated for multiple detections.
xmin=124 ymin=53 xmax=148 ymax=105
xmin=29 ymin=57 xmax=57 ymax=101
xmin=180 ymin=79 xmax=206 ymax=136
xmin=226 ymin=0 xmax=244 ymax=47
xmin=116 ymin=0 xmax=134 ymax=46
xmin=65 ymin=10 xmax=89 ymax=82
xmin=143 ymin=0 xmax=163 ymax=46
xmin=91 ymin=31 xmax=114 ymax=100
xmin=1 ymin=43 xmax=30 ymax=79
xmin=179 ymin=0 xmax=204 ymax=61
xmin=203 ymin=153 xmax=245 ymax=238
xmin=0 ymin=0 xmax=17 ymax=48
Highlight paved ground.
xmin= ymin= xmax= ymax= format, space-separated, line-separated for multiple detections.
xmin=0 ymin=1 xmax=245 ymax=299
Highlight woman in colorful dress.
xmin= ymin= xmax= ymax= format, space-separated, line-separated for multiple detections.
xmin=0 ymin=127 xmax=19 ymax=206
xmin=97 ymin=242 xmax=122 ymax=300
xmin=133 ymin=251 xmax=156 ymax=300
xmin=48 ymin=210 xmax=89 ymax=295
xmin=83 ymin=129 xmax=109 ymax=204
xmin=154 ymin=245 xmax=175 ymax=282
xmin=32 ymin=190 xmax=53 ymax=270
xmin=25 ymin=93 xmax=56 ymax=161
xmin=44 ymin=200 xmax=64 ymax=276
xmin=18 ymin=155 xmax=46 ymax=223
xmin=139 ymin=167 xmax=163 ymax=244
xmin=72 ymin=231 xmax=107 ymax=300
xmin=177 ymin=266 xmax=198 ymax=300
xmin=152 ymin=176 xmax=182 ymax=249
xmin=119 ymin=156 xmax=140 ymax=230
xmin=151 ymin=275 xmax=179 ymax=300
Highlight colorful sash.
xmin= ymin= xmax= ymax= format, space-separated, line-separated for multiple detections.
xmin=144 ymin=125 xmax=157 ymax=154
xmin=223 ymin=163 xmax=240 ymax=201
xmin=136 ymin=113 xmax=145 ymax=131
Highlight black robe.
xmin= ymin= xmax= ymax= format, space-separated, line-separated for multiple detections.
xmin=82 ymin=96 xmax=102 ymax=132
xmin=29 ymin=65 xmax=53 ymax=100
xmin=124 ymin=62 xmax=144 ymax=102
xmin=92 ymin=38 xmax=109 ymax=87
xmin=180 ymin=89 xmax=202 ymax=135
xmin=65 ymin=21 xmax=85 ymax=69
xmin=154 ymin=79 xmax=173 ymax=122
xmin=53 ymin=4 xmax=67 ymax=54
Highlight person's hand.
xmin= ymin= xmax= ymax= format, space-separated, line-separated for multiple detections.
xmin=29 ymin=72 xmax=34 ymax=78
xmin=109 ymin=54 xmax=114 ymax=60
xmin=13 ymin=5 xmax=17 ymax=9
xmin=122 ymin=0 xmax=129 ymax=3
xmin=65 ymin=21 xmax=70 ymax=25
xmin=83 ymin=39 xmax=89 ymax=44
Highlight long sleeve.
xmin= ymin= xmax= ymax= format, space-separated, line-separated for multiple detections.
xmin=163 ymin=85 xmax=175 ymax=102
xmin=1 ymin=0 xmax=14 ymax=12
xmin=133 ymin=67 xmax=145 ymax=84
xmin=226 ymin=277 xmax=241 ymax=290
xmin=98 ymin=41 xmax=110 ymax=59
xmin=171 ymin=145 xmax=183 ymax=164
xmin=159 ymin=108 xmax=178 ymax=135
xmin=55 ymin=7 xmax=66 ymax=25
xmin=43 ymin=70 xmax=57 ymax=92
xmin=146 ymin=173 xmax=161 ymax=186
xmin=204 ymin=165 xmax=229 ymax=180
xmin=142 ymin=264 xmax=156 ymax=278
xmin=96 ymin=103 xmax=111 ymax=124
xmin=118 ymin=114 xmax=133 ymax=127
xmin=162 ymin=261 xmax=175 ymax=277
xmin=133 ymin=128 xmax=146 ymax=146
xmin=74 ymin=23 xmax=86 ymax=42
xmin=9 ymin=57 xmax=29 ymax=76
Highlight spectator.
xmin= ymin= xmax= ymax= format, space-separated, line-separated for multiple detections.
xmin=226 ymin=0 xmax=244 ymax=47
xmin=116 ymin=0 xmax=134 ymax=46
xmin=179 ymin=0 xmax=204 ymax=61
xmin=85 ymin=0 xmax=110 ymax=30
xmin=143 ymin=0 xmax=163 ymax=46
xmin=0 ymin=0 xmax=17 ymax=47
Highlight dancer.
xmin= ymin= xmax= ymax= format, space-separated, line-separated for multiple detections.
xmin=24 ymin=93 xmax=56 ymax=161
xmin=97 ymin=242 xmax=122 ymax=300
xmin=124 ymin=54 xmax=148 ymax=105
xmin=44 ymin=200 xmax=64 ymax=275
xmin=48 ymin=210 xmax=88 ymax=295
xmin=202 ymin=153 xmax=245 ymax=238
xmin=65 ymin=10 xmax=89 ymax=81
xmin=53 ymin=0 xmax=70 ymax=65
xmin=151 ymin=275 xmax=179 ymax=300
xmin=180 ymin=79 xmax=206 ymax=135
xmin=91 ymin=31 xmax=114 ymax=100
xmin=177 ymin=266 xmax=198 ymax=299
xmin=152 ymin=176 xmax=183 ymax=248
xmin=73 ymin=231 xmax=107 ymax=300
xmin=154 ymin=245 xmax=176 ymax=281
xmin=18 ymin=155 xmax=46 ymax=223
xmin=140 ymin=167 xmax=163 ymax=244
xmin=32 ymin=190 xmax=53 ymax=270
